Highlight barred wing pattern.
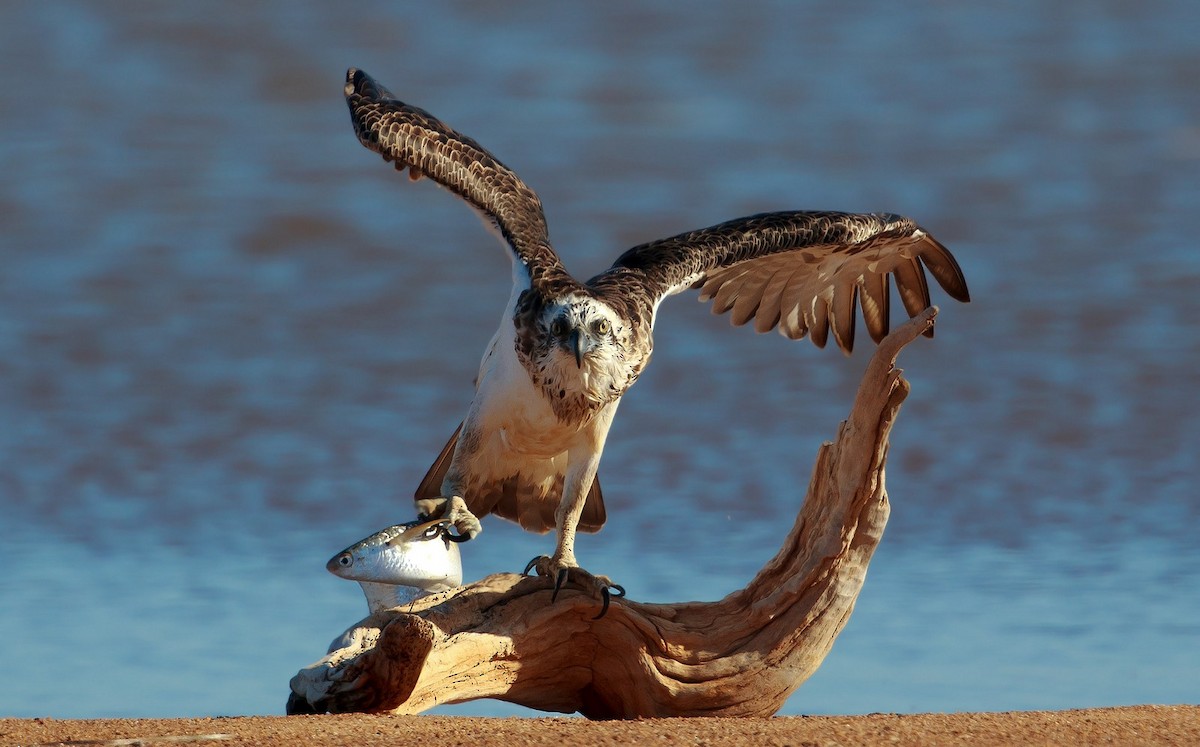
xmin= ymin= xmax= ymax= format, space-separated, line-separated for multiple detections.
xmin=345 ymin=68 xmax=564 ymax=281
xmin=608 ymin=211 xmax=969 ymax=353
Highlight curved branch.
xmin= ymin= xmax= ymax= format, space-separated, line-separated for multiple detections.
xmin=289 ymin=307 xmax=938 ymax=719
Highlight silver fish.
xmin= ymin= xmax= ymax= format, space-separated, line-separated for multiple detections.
xmin=327 ymin=518 xmax=463 ymax=615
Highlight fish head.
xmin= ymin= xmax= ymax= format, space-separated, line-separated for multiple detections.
xmin=326 ymin=518 xmax=463 ymax=593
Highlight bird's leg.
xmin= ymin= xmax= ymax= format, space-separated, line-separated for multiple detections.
xmin=415 ymin=495 xmax=482 ymax=541
xmin=523 ymin=440 xmax=624 ymax=619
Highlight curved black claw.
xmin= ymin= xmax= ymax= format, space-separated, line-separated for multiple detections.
xmin=551 ymin=568 xmax=570 ymax=603
xmin=520 ymin=556 xmax=624 ymax=619
xmin=416 ymin=496 xmax=482 ymax=542
xmin=594 ymin=589 xmax=611 ymax=620
xmin=592 ymin=582 xmax=626 ymax=620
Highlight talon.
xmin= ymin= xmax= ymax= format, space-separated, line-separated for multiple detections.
xmin=417 ymin=496 xmax=482 ymax=542
xmin=520 ymin=557 xmax=623 ymax=617
xmin=551 ymin=568 xmax=569 ymax=603
xmin=592 ymin=583 xmax=625 ymax=620
xmin=594 ymin=588 xmax=611 ymax=620
xmin=443 ymin=526 xmax=472 ymax=543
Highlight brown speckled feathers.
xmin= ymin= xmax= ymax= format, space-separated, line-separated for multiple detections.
xmin=346 ymin=68 xmax=968 ymax=355
xmin=345 ymin=68 xmax=566 ymax=288
xmin=606 ymin=211 xmax=969 ymax=351
xmin=344 ymin=68 xmax=970 ymax=533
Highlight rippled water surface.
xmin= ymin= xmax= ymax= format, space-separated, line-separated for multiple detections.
xmin=2 ymin=2 xmax=1198 ymax=718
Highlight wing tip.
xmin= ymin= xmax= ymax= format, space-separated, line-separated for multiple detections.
xmin=345 ymin=67 xmax=398 ymax=105
xmin=344 ymin=67 xmax=366 ymax=98
xmin=918 ymin=233 xmax=972 ymax=304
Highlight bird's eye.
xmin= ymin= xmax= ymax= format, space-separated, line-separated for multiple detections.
xmin=550 ymin=318 xmax=566 ymax=336
xmin=337 ymin=553 xmax=353 ymax=567
xmin=594 ymin=319 xmax=611 ymax=335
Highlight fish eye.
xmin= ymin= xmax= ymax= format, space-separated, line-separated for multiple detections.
xmin=593 ymin=319 xmax=611 ymax=335
xmin=422 ymin=525 xmax=443 ymax=539
xmin=550 ymin=318 xmax=566 ymax=336
xmin=336 ymin=553 xmax=353 ymax=567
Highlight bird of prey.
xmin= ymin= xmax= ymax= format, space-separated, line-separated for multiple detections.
xmin=344 ymin=68 xmax=970 ymax=614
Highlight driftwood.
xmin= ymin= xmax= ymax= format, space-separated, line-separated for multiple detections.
xmin=288 ymin=307 xmax=938 ymax=719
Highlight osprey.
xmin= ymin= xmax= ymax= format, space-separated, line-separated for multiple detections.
xmin=344 ymin=68 xmax=970 ymax=615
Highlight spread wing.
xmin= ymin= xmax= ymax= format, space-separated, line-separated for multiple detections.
xmin=344 ymin=68 xmax=565 ymax=284
xmin=605 ymin=211 xmax=970 ymax=353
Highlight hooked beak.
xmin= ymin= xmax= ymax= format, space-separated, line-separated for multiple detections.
xmin=569 ymin=327 xmax=584 ymax=368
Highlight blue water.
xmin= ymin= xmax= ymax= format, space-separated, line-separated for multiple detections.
xmin=2 ymin=1 xmax=1198 ymax=718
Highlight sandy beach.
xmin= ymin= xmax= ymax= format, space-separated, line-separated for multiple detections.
xmin=3 ymin=706 xmax=1197 ymax=747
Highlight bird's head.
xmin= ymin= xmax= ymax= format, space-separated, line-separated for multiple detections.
xmin=535 ymin=294 xmax=635 ymax=402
